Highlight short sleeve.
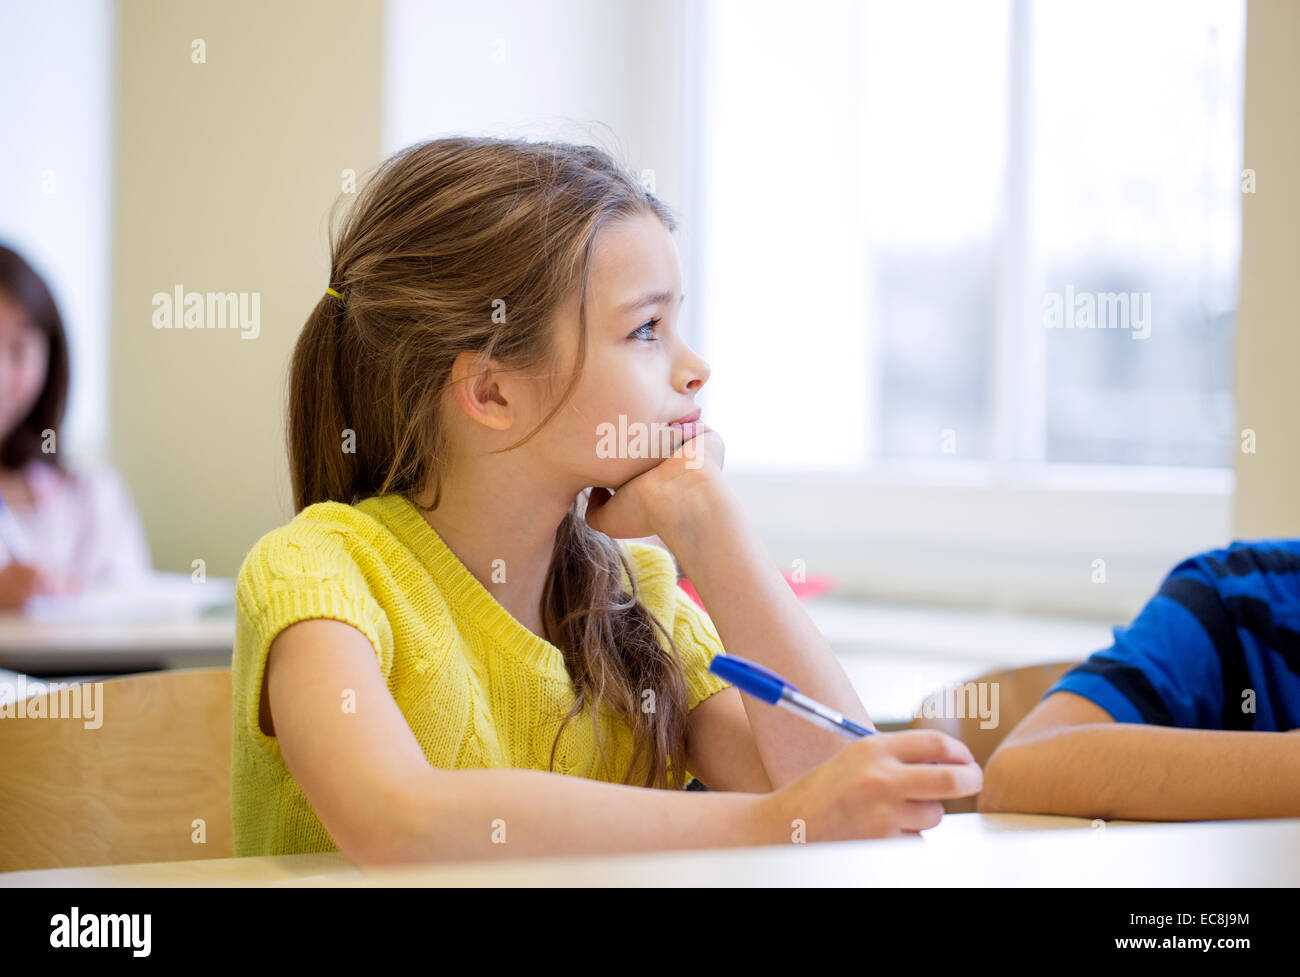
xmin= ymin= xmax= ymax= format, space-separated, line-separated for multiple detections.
xmin=670 ymin=585 xmax=734 ymax=712
xmin=1045 ymin=554 xmax=1231 ymax=728
xmin=233 ymin=524 xmax=394 ymax=757
xmin=619 ymin=541 xmax=733 ymax=714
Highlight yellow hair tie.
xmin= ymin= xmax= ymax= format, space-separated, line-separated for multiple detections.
xmin=325 ymin=286 xmax=344 ymax=300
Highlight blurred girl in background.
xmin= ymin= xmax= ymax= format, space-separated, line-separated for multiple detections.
xmin=0 ymin=244 xmax=152 ymax=610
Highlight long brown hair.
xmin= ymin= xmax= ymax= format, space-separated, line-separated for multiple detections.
xmin=288 ymin=136 xmax=694 ymax=789
xmin=0 ymin=245 xmax=70 ymax=474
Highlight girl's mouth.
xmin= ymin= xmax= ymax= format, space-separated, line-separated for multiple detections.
xmin=668 ymin=407 xmax=701 ymax=425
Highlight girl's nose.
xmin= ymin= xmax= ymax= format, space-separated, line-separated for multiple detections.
xmin=677 ymin=347 xmax=710 ymax=393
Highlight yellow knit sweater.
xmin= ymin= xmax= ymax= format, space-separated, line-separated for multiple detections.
xmin=230 ymin=492 xmax=732 ymax=856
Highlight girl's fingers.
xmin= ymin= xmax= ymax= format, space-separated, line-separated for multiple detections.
xmin=584 ymin=487 xmax=650 ymax=539
xmin=896 ymin=800 xmax=946 ymax=833
xmin=897 ymin=761 xmax=984 ymax=800
xmin=880 ymin=729 xmax=976 ymax=765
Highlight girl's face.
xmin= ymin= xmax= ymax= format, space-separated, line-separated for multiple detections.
xmin=0 ymin=292 xmax=49 ymax=445
xmin=533 ymin=210 xmax=711 ymax=492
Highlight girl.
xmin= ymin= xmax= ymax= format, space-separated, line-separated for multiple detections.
xmin=232 ymin=136 xmax=981 ymax=864
xmin=0 ymin=245 xmax=152 ymax=609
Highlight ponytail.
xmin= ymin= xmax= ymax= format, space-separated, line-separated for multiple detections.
xmin=287 ymin=293 xmax=358 ymax=511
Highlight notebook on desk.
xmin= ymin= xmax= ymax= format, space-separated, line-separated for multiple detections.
xmin=21 ymin=572 xmax=236 ymax=624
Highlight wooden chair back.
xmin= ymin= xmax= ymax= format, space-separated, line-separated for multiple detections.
xmin=0 ymin=667 xmax=232 ymax=872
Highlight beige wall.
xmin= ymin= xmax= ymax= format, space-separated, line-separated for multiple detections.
xmin=1234 ymin=0 xmax=1300 ymax=538
xmin=111 ymin=0 xmax=383 ymax=576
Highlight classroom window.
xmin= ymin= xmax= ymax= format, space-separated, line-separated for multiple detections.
xmin=689 ymin=0 xmax=1245 ymax=613
xmin=694 ymin=0 xmax=1244 ymax=472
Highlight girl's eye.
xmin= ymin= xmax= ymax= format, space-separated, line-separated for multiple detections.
xmin=630 ymin=318 xmax=660 ymax=341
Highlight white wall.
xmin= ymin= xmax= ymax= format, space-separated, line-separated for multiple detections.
xmin=110 ymin=0 xmax=383 ymax=576
xmin=1234 ymin=0 xmax=1300 ymax=538
xmin=384 ymin=0 xmax=700 ymax=328
xmin=0 ymin=0 xmax=114 ymax=464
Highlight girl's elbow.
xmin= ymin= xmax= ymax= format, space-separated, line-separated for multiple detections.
xmin=336 ymin=776 xmax=439 ymax=867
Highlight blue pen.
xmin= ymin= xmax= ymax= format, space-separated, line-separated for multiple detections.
xmin=710 ymin=653 xmax=875 ymax=738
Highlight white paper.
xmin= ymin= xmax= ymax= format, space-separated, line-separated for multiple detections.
xmin=21 ymin=571 xmax=236 ymax=624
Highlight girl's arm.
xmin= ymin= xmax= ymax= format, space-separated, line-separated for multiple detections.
xmin=978 ymin=691 xmax=1300 ymax=820
xmin=653 ymin=474 xmax=875 ymax=792
xmin=265 ymin=619 xmax=766 ymax=865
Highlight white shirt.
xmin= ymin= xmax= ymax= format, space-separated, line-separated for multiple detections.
xmin=0 ymin=459 xmax=153 ymax=589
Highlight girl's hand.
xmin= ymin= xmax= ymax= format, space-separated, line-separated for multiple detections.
xmin=584 ymin=421 xmax=726 ymax=540
xmin=0 ymin=560 xmax=60 ymax=610
xmin=747 ymin=730 xmax=984 ymax=842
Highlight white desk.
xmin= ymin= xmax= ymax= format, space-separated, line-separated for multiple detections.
xmin=0 ymin=614 xmax=235 ymax=674
xmin=0 ymin=573 xmax=237 ymax=674
xmin=4 ymin=813 xmax=1297 ymax=887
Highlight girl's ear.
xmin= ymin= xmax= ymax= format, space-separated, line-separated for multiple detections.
xmin=449 ymin=350 xmax=515 ymax=431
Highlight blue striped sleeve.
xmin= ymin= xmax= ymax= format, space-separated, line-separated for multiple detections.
xmin=1046 ymin=559 xmax=1231 ymax=728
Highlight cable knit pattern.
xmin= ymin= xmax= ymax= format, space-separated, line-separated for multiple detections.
xmin=230 ymin=492 xmax=732 ymax=856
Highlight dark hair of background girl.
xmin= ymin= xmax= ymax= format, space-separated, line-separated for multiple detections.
xmin=0 ymin=245 xmax=70 ymax=474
